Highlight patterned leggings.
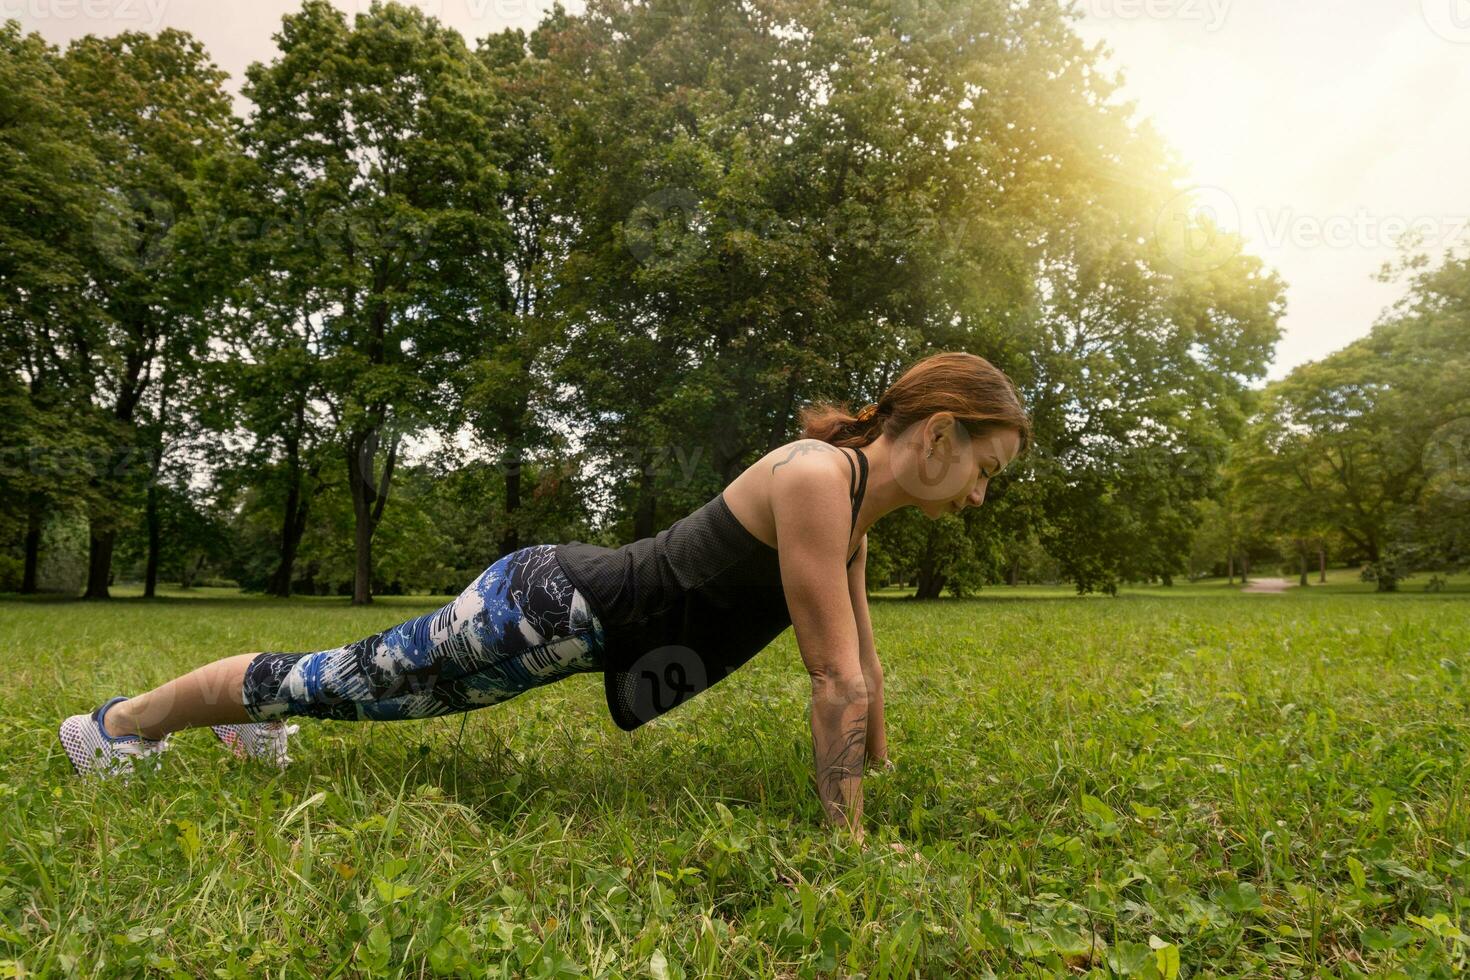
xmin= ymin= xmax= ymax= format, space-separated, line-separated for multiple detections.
xmin=240 ymin=545 xmax=606 ymax=722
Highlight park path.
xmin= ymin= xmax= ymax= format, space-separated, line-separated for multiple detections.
xmin=1241 ymin=577 xmax=1295 ymax=594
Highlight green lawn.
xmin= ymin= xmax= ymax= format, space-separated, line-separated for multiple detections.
xmin=2 ymin=586 xmax=1468 ymax=977
xmin=869 ymin=567 xmax=1470 ymax=601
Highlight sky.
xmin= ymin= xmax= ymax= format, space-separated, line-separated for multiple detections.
xmin=10 ymin=0 xmax=1470 ymax=381
xmin=1072 ymin=0 xmax=1470 ymax=378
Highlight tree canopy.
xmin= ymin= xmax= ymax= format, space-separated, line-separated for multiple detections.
xmin=5 ymin=1 xmax=1459 ymax=601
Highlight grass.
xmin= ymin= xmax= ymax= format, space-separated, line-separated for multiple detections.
xmin=868 ymin=567 xmax=1470 ymax=601
xmin=2 ymin=583 xmax=1468 ymax=977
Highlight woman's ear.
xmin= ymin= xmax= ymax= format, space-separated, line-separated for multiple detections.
xmin=927 ymin=411 xmax=958 ymax=447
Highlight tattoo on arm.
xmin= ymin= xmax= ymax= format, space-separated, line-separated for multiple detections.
xmin=812 ymin=708 xmax=867 ymax=827
xmin=817 ymin=721 xmax=867 ymax=809
xmin=771 ymin=441 xmax=839 ymax=473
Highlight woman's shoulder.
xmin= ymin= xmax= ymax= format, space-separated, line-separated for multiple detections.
xmin=761 ymin=439 xmax=854 ymax=474
xmin=723 ymin=440 xmax=860 ymax=548
xmin=743 ymin=440 xmax=859 ymax=498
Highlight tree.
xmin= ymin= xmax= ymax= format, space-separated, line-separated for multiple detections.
xmin=241 ymin=1 xmax=511 ymax=603
xmin=0 ymin=21 xmax=106 ymax=592
xmin=1233 ymin=249 xmax=1470 ymax=590
xmin=53 ymin=28 xmax=236 ymax=599
xmin=540 ymin=0 xmax=1283 ymax=595
xmin=452 ymin=15 xmax=586 ymax=562
xmin=934 ymin=0 xmax=1283 ymax=594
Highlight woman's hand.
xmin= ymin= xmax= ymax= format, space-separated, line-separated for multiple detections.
xmin=865 ymin=754 xmax=897 ymax=774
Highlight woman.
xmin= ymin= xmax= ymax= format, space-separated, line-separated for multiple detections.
xmin=59 ymin=351 xmax=1029 ymax=837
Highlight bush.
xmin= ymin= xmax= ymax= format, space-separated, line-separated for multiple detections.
xmin=0 ymin=554 xmax=22 ymax=592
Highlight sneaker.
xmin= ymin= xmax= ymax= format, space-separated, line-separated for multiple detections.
xmin=211 ymin=720 xmax=298 ymax=769
xmin=58 ymin=696 xmax=172 ymax=779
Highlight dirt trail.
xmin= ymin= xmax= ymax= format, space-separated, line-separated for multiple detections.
xmin=1241 ymin=577 xmax=1295 ymax=594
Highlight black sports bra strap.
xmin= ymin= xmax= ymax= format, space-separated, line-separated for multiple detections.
xmin=844 ymin=446 xmax=869 ymax=568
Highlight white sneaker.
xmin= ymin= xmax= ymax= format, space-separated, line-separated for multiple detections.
xmin=211 ymin=720 xmax=298 ymax=769
xmin=59 ymin=696 xmax=172 ymax=779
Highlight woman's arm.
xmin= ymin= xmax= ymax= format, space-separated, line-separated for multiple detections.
xmin=771 ymin=449 xmax=870 ymax=838
xmin=847 ymin=534 xmax=889 ymax=766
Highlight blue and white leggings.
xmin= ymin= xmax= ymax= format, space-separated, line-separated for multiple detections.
xmin=240 ymin=545 xmax=606 ymax=722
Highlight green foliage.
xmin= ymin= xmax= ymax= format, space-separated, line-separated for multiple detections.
xmin=5 ymin=1 xmax=1293 ymax=598
xmin=0 ymin=20 xmax=96 ymax=328
xmin=4 ymin=586 xmax=1469 ymax=974
xmin=539 ymin=0 xmax=1284 ymax=592
xmin=0 ymin=21 xmax=105 ymax=578
xmin=1233 ymin=250 xmax=1470 ymax=591
xmin=233 ymin=0 xmax=515 ymax=601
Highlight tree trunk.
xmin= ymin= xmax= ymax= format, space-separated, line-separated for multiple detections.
xmin=181 ymin=552 xmax=205 ymax=589
xmin=83 ymin=522 xmax=114 ymax=599
xmin=297 ymin=559 xmax=319 ymax=596
xmin=267 ymin=401 xmax=313 ymax=598
xmin=632 ymin=462 xmax=658 ymax=541
xmin=143 ymin=482 xmax=161 ymax=598
xmin=1297 ymin=539 xmax=1308 ymax=588
xmin=352 ymin=503 xmax=374 ymax=605
xmin=1241 ymin=555 xmax=1249 ymax=584
xmin=914 ymin=565 xmax=946 ymax=599
xmin=142 ymin=371 xmax=171 ymax=600
xmin=765 ymin=371 xmax=800 ymax=453
xmin=712 ymin=434 xmax=745 ymax=486
xmin=348 ymin=436 xmax=375 ymax=606
xmin=21 ymin=499 xmax=42 ymax=593
xmin=1008 ymin=557 xmax=1020 ymax=587
xmin=266 ymin=461 xmax=317 ymax=598
xmin=1364 ymin=540 xmax=1397 ymax=592
xmin=345 ymin=427 xmax=398 ymax=606
xmin=914 ymin=535 xmax=945 ymax=599
xmin=499 ymin=440 xmax=523 ymax=561
xmin=267 ymin=477 xmax=304 ymax=598
xmin=1227 ymin=552 xmax=1234 ymax=585
xmin=1318 ymin=542 xmax=1326 ymax=583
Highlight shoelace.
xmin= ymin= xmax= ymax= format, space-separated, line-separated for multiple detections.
xmin=109 ymin=736 xmax=172 ymax=780
xmin=276 ymin=723 xmax=300 ymax=767
xmin=221 ymin=721 xmax=299 ymax=767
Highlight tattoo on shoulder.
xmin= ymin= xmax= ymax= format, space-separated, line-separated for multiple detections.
xmin=770 ymin=441 xmax=839 ymax=473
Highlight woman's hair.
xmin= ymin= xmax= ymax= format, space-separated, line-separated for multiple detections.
xmin=798 ymin=351 xmax=1032 ymax=452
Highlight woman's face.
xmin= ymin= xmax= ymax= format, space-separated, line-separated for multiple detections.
xmin=908 ymin=419 xmax=1023 ymax=519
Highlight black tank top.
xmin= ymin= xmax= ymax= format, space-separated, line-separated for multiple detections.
xmin=555 ymin=445 xmax=869 ymax=731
